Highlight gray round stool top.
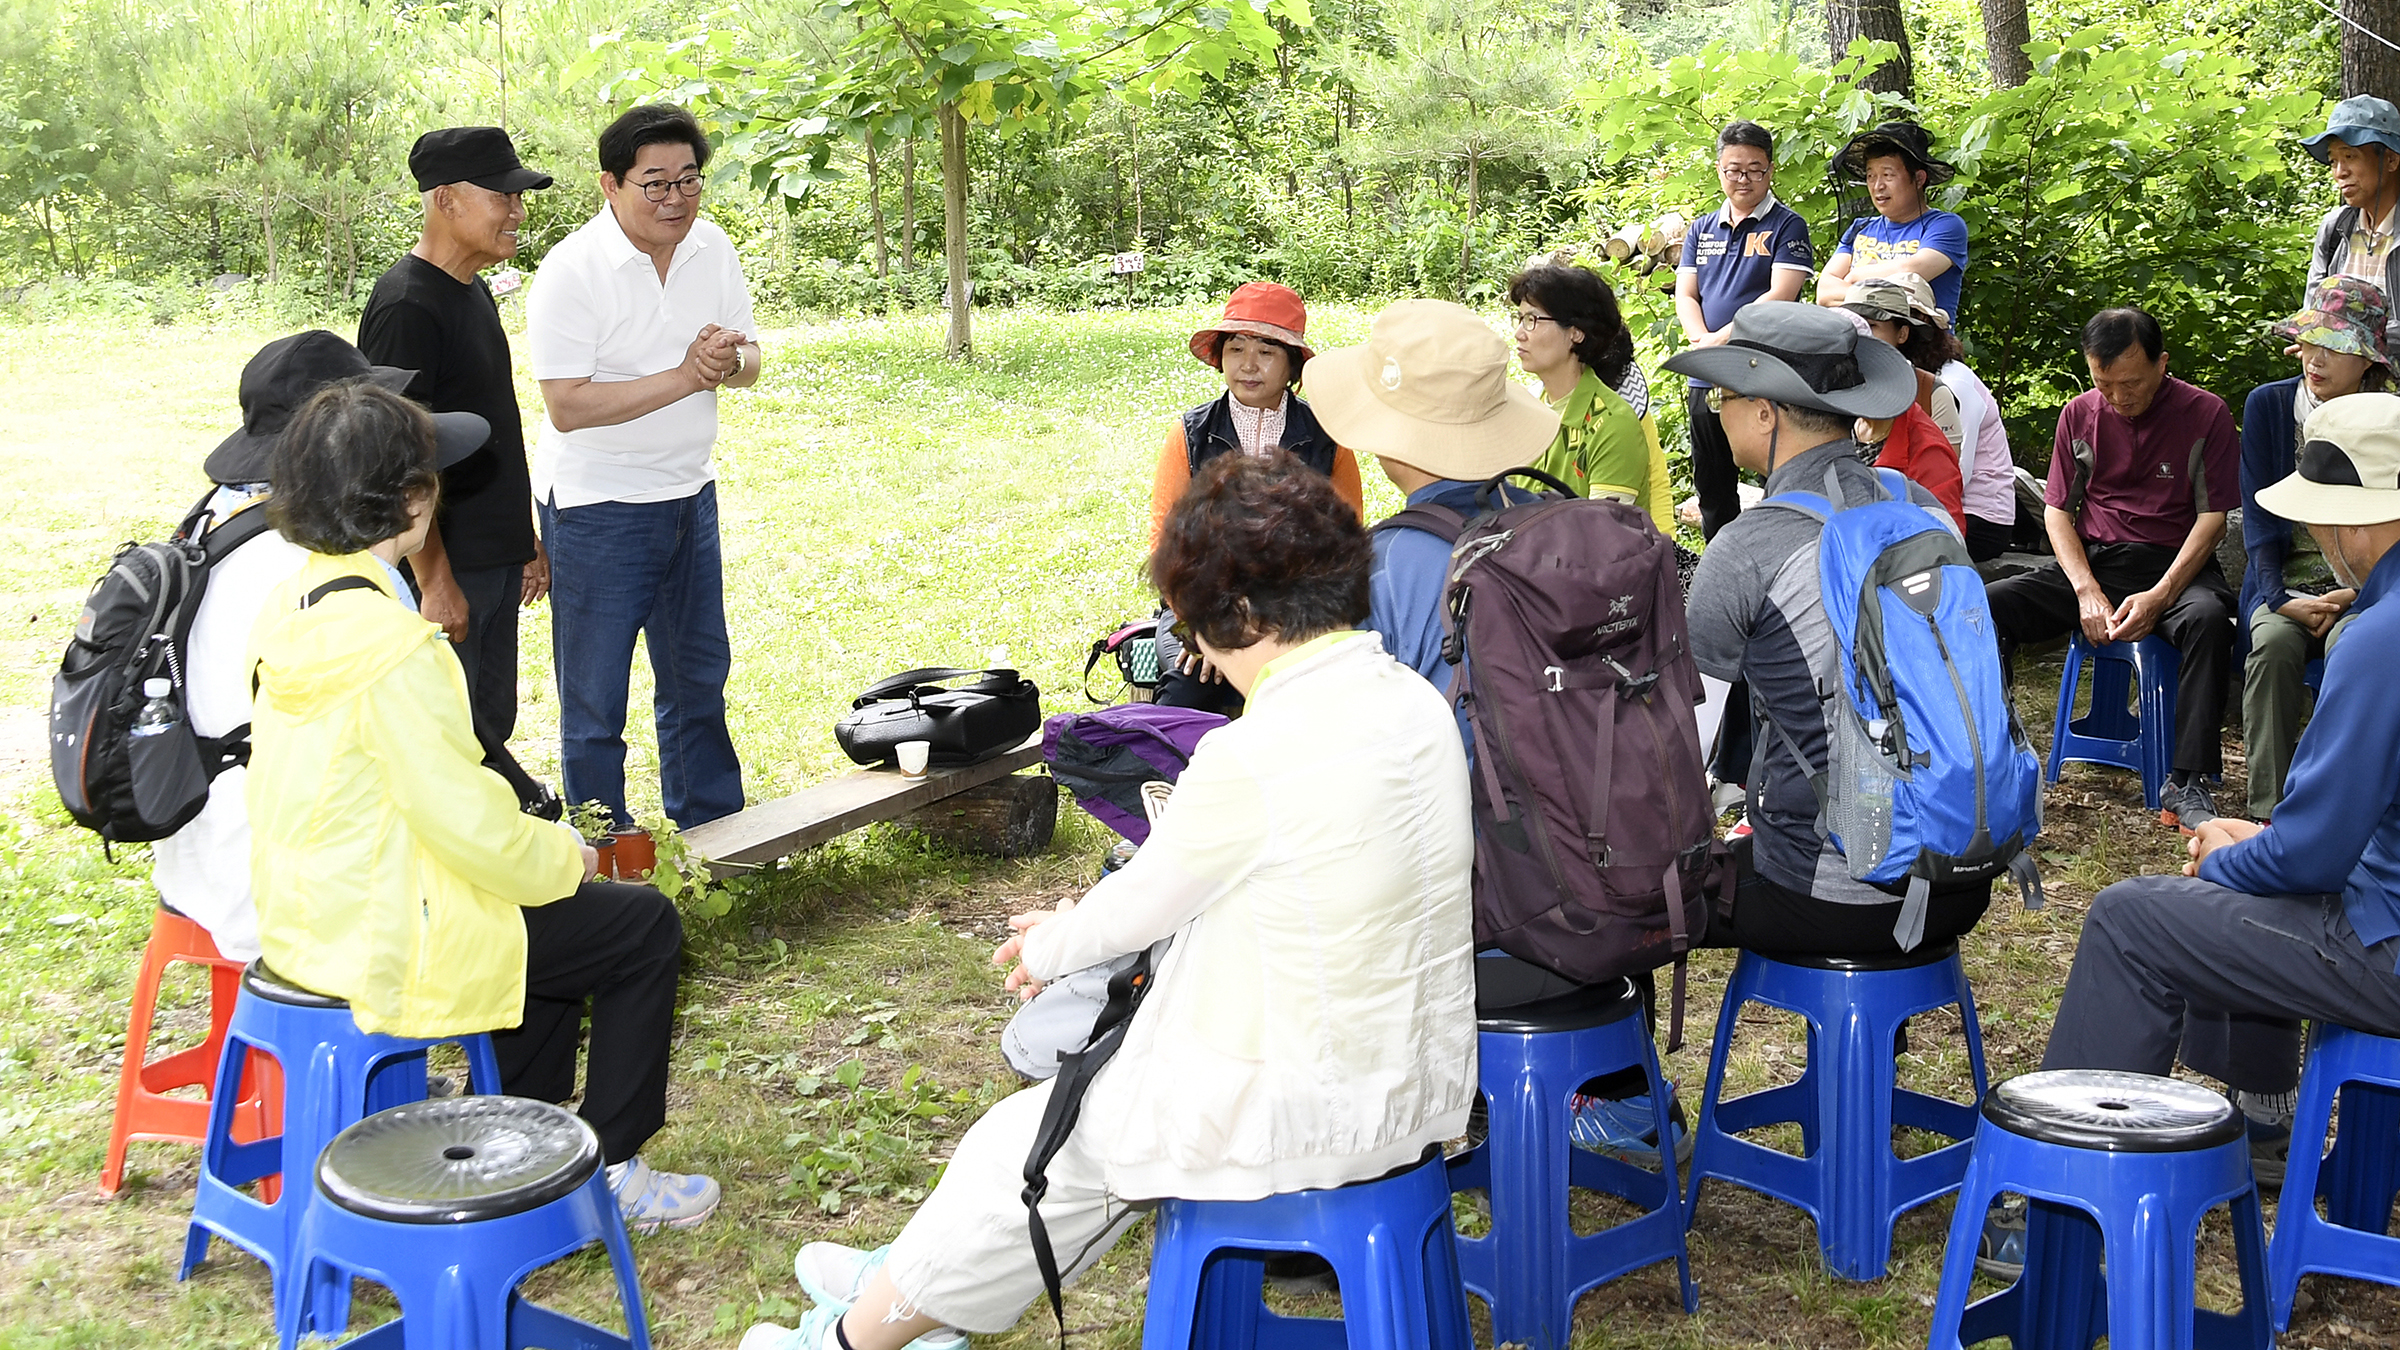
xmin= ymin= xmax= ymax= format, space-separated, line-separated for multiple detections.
xmin=316 ymin=1096 xmax=600 ymax=1224
xmin=1980 ymin=1069 xmax=2244 ymax=1153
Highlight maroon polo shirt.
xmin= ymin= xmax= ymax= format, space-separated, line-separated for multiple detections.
xmin=2044 ymin=378 xmax=2239 ymax=548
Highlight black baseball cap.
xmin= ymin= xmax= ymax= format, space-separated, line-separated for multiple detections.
xmin=408 ymin=126 xmax=554 ymax=194
xmin=207 ymin=331 xmax=490 ymax=485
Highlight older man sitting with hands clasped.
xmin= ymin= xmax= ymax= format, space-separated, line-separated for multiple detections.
xmin=1993 ymin=394 xmax=2400 ymax=1248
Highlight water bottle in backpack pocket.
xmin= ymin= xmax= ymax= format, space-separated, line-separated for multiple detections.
xmin=1760 ymin=465 xmax=2045 ymax=949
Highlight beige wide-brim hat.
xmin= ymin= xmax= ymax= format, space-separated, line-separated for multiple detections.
xmin=1301 ymin=299 xmax=1559 ymax=482
xmin=2258 ymin=392 xmax=2400 ymax=526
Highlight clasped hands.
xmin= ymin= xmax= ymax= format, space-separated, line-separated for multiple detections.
xmin=2183 ymin=817 xmax=2265 ymax=876
xmin=683 ymin=323 xmax=749 ymax=389
xmin=2075 ymin=582 xmax=2170 ymax=645
xmin=2278 ymin=588 xmax=2355 ymax=639
xmin=991 ymin=896 xmax=1077 ymax=1001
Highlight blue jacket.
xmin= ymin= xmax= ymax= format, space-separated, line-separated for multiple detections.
xmin=2239 ymin=378 xmax=2306 ymax=629
xmin=1366 ymin=479 xmax=1485 ymax=754
xmin=2203 ymin=540 xmax=2400 ymax=965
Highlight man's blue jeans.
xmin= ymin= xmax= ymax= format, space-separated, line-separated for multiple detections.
xmin=539 ymin=483 xmax=743 ymax=829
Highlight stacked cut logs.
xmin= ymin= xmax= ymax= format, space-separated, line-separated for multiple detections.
xmin=1601 ymin=212 xmax=1689 ymax=293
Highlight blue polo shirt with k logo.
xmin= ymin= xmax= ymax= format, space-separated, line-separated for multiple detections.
xmin=1677 ymin=194 xmax=1816 ymax=387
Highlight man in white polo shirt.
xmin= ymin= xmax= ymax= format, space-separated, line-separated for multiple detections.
xmin=526 ymin=102 xmax=760 ymax=830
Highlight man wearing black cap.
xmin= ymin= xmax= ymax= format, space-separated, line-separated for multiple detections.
xmin=358 ymin=126 xmax=553 ymax=758
xmin=1815 ymin=122 xmax=1970 ymax=327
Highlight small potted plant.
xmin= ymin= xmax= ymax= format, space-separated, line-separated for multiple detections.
xmin=610 ymin=824 xmax=657 ymax=880
xmin=566 ymin=800 xmax=618 ymax=879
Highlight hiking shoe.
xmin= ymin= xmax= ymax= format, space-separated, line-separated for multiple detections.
xmin=1977 ymin=1197 xmax=2028 ymax=1281
xmin=608 ymin=1156 xmax=720 ymax=1232
xmin=792 ymin=1242 xmax=967 ymax=1349
xmin=2159 ymin=781 xmax=2219 ymax=833
xmin=2232 ymin=1088 xmax=2296 ymax=1188
xmin=741 ymin=1305 xmax=838 ymax=1350
xmin=1569 ymin=1091 xmax=1694 ymax=1167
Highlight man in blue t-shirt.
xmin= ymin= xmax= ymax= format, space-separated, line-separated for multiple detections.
xmin=1675 ymin=119 xmax=1815 ymax=541
xmin=1816 ymin=122 xmax=1969 ymax=325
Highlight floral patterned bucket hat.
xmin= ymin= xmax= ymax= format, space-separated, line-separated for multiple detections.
xmin=2273 ymin=275 xmax=2393 ymax=368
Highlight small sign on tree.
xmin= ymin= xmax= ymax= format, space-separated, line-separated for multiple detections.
xmin=1110 ymin=251 xmax=1147 ymax=275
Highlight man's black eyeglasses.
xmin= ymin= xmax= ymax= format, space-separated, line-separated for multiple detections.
xmin=636 ymin=175 xmax=705 ymax=202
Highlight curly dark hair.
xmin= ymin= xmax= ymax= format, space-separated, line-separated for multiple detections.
xmin=268 ymin=382 xmax=440 ymax=556
xmin=1506 ymin=263 xmax=1637 ymax=389
xmin=1151 ymin=450 xmax=1370 ymax=652
xmin=1892 ymin=318 xmax=1966 ymax=375
xmin=1202 ymin=331 xmax=1307 ymax=389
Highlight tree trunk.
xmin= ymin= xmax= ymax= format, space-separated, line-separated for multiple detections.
xmin=900 ymin=137 xmax=917 ymax=273
xmin=1461 ymin=151 xmax=1478 ymax=296
xmin=940 ymin=102 xmax=971 ymax=359
xmin=900 ymin=773 xmax=1058 ymax=857
xmin=1828 ymin=0 xmax=1916 ymax=97
xmin=1979 ymin=0 xmax=2031 ymax=87
xmin=865 ymin=139 xmax=890 ymax=278
xmin=2345 ymin=0 xmax=2400 ymax=105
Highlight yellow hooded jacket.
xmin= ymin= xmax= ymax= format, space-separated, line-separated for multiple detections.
xmin=246 ymin=552 xmax=584 ymax=1038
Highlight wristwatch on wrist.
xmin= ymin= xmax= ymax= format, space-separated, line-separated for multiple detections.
xmin=730 ymin=345 xmax=745 ymax=381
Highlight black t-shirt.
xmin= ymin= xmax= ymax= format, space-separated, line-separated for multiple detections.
xmin=357 ymin=255 xmax=535 ymax=570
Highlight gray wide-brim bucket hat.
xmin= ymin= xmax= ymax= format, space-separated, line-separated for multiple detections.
xmin=2304 ymin=95 xmax=2400 ymax=164
xmin=1662 ymin=301 xmax=1917 ymax=420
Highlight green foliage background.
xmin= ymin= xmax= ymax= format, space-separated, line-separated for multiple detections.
xmin=0 ymin=0 xmax=2344 ymax=458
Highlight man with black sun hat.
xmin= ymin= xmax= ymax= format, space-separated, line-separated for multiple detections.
xmin=358 ymin=126 xmax=554 ymax=765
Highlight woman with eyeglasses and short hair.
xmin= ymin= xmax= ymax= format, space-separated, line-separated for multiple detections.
xmin=1507 ymin=261 xmax=1674 ymax=533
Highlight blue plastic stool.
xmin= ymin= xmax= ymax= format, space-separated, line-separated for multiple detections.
xmin=180 ymin=961 xmax=502 ymax=1349
xmin=296 ymin=1096 xmax=651 ymax=1348
xmin=1927 ymin=1070 xmax=2271 ymax=1350
xmin=2267 ymin=1021 xmax=2400 ymax=1330
xmin=1445 ymin=960 xmax=1694 ymax=1349
xmin=1685 ymin=941 xmax=1989 ymax=1281
xmin=1142 ymin=1149 xmax=1472 ymax=1350
xmin=2046 ymin=633 xmax=2179 ymax=810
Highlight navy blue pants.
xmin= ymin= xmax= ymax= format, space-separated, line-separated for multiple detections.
xmin=2041 ymin=875 xmax=2400 ymax=1095
xmin=539 ymin=483 xmax=743 ymax=829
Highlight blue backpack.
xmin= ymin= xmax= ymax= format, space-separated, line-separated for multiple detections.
xmin=1761 ymin=466 xmax=2044 ymax=949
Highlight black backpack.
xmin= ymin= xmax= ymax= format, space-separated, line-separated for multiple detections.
xmin=50 ymin=491 xmax=274 ymax=843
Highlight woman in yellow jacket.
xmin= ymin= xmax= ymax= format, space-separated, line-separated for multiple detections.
xmin=247 ymin=380 xmax=717 ymax=1231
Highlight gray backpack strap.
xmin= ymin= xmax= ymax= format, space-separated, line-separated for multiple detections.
xmin=1893 ymin=875 xmax=1930 ymax=952
xmin=2320 ymin=204 xmax=2359 ymax=273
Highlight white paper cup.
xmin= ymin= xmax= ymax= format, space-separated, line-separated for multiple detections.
xmin=897 ymin=740 xmax=931 ymax=778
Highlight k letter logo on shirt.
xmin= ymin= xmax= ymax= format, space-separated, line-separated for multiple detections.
xmin=1743 ymin=234 xmax=1774 ymax=258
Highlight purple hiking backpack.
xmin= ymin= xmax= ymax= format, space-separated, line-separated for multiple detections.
xmin=1387 ymin=469 xmax=1727 ymax=1047
xmin=1042 ymin=704 xmax=1227 ymax=845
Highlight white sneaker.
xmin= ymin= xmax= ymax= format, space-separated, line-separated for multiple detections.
xmin=791 ymin=1242 xmax=966 ymax=1349
xmin=607 ymin=1155 xmax=720 ymax=1233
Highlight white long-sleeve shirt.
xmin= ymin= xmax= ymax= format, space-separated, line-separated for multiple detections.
xmin=1021 ymin=630 xmax=1477 ymax=1201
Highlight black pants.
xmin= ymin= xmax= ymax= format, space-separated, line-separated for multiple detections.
xmin=1985 ymin=544 xmax=2235 ymax=774
xmin=1708 ymin=836 xmax=1992 ymax=955
xmin=1154 ymin=667 xmax=1243 ymax=716
xmin=491 ymin=881 xmax=684 ymax=1164
xmin=2041 ymin=875 xmax=2400 ymax=1095
xmin=452 ymin=562 xmax=526 ymax=744
xmin=1685 ymin=385 xmax=1742 ymax=541
xmin=1963 ymin=514 xmax=2013 ymax=563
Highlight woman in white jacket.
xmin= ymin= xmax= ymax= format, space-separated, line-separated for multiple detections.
xmin=747 ymin=451 xmax=1479 ymax=1350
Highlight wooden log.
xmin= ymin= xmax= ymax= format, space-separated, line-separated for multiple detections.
xmin=900 ymin=771 xmax=1059 ymax=857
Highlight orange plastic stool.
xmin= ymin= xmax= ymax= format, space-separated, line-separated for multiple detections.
xmin=102 ymin=906 xmax=277 ymax=1196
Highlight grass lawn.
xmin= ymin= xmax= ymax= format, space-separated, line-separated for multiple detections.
xmin=0 ymin=305 xmax=2382 ymax=1348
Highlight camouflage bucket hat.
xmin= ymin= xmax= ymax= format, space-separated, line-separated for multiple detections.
xmin=2273 ymin=275 xmax=2394 ymax=368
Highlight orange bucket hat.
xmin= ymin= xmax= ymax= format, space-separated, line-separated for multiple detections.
xmin=1189 ymin=281 xmax=1314 ymax=367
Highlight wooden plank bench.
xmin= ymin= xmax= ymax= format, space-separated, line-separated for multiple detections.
xmin=680 ymin=733 xmax=1055 ymax=874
